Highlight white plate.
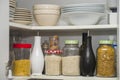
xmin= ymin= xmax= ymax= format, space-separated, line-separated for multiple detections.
xmin=9 ymin=0 xmax=16 ymax=3
xmin=16 ymin=8 xmax=30 ymax=11
xmin=13 ymin=20 xmax=32 ymax=25
xmin=61 ymin=8 xmax=105 ymax=13
xmin=14 ymin=17 xmax=32 ymax=20
xmin=14 ymin=14 xmax=32 ymax=17
xmin=62 ymin=3 xmax=105 ymax=8
xmin=62 ymin=6 xmax=104 ymax=10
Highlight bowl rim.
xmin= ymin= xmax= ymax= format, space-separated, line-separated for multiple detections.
xmin=33 ymin=4 xmax=61 ymax=10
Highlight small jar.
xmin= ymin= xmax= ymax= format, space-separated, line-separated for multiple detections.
xmin=96 ymin=40 xmax=115 ymax=77
xmin=13 ymin=43 xmax=32 ymax=76
xmin=49 ymin=35 xmax=59 ymax=50
xmin=45 ymin=50 xmax=62 ymax=75
xmin=62 ymin=40 xmax=80 ymax=76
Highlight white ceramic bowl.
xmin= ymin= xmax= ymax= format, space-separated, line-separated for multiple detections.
xmin=34 ymin=14 xmax=60 ymax=26
xmin=61 ymin=11 xmax=104 ymax=25
xmin=33 ymin=4 xmax=60 ymax=10
xmin=34 ymin=10 xmax=60 ymax=15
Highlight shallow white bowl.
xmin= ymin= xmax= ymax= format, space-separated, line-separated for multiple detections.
xmin=34 ymin=14 xmax=60 ymax=26
xmin=61 ymin=11 xmax=104 ymax=25
xmin=34 ymin=10 xmax=60 ymax=15
xmin=34 ymin=4 xmax=60 ymax=10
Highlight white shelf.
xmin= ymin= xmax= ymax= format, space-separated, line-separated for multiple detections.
xmin=11 ymin=75 xmax=117 ymax=80
xmin=10 ymin=22 xmax=117 ymax=30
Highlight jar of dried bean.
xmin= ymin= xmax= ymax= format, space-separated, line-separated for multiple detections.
xmin=13 ymin=43 xmax=32 ymax=76
xmin=96 ymin=40 xmax=115 ymax=77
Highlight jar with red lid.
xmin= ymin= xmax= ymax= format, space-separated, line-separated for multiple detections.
xmin=12 ymin=43 xmax=32 ymax=76
xmin=45 ymin=50 xmax=62 ymax=75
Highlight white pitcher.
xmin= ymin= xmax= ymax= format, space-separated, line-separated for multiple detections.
xmin=30 ymin=36 xmax=44 ymax=75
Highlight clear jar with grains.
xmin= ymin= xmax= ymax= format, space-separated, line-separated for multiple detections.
xmin=13 ymin=43 xmax=32 ymax=76
xmin=62 ymin=40 xmax=80 ymax=76
xmin=45 ymin=50 xmax=62 ymax=75
xmin=96 ymin=40 xmax=115 ymax=77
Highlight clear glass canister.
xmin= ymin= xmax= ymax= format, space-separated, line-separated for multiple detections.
xmin=13 ymin=43 xmax=32 ymax=76
xmin=62 ymin=40 xmax=80 ymax=76
xmin=45 ymin=50 xmax=62 ymax=75
xmin=96 ymin=40 xmax=115 ymax=77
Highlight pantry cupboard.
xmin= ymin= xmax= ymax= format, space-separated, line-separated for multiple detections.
xmin=0 ymin=0 xmax=120 ymax=80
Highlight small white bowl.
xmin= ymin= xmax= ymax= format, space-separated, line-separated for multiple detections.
xmin=34 ymin=14 xmax=60 ymax=26
xmin=33 ymin=4 xmax=61 ymax=10
xmin=34 ymin=10 xmax=60 ymax=15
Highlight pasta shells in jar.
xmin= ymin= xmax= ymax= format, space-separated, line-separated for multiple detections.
xmin=96 ymin=40 xmax=115 ymax=77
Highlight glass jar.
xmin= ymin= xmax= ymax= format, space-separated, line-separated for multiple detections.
xmin=49 ymin=35 xmax=59 ymax=50
xmin=13 ymin=43 xmax=32 ymax=76
xmin=62 ymin=40 xmax=80 ymax=76
xmin=96 ymin=40 xmax=115 ymax=77
xmin=45 ymin=50 xmax=62 ymax=75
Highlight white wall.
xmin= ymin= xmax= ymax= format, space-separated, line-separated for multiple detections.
xmin=0 ymin=0 xmax=9 ymax=80
xmin=16 ymin=0 xmax=107 ymax=10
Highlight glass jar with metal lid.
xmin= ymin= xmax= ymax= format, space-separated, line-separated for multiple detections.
xmin=96 ymin=40 xmax=115 ymax=77
xmin=62 ymin=40 xmax=80 ymax=76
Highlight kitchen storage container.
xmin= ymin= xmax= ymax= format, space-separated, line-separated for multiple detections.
xmin=96 ymin=40 xmax=115 ymax=77
xmin=80 ymin=36 xmax=96 ymax=76
xmin=49 ymin=35 xmax=59 ymax=50
xmin=45 ymin=50 xmax=62 ymax=75
xmin=62 ymin=40 xmax=80 ymax=76
xmin=12 ymin=43 xmax=32 ymax=76
xmin=30 ymin=36 xmax=44 ymax=76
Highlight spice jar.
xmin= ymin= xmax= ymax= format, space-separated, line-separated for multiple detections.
xmin=96 ymin=40 xmax=115 ymax=77
xmin=62 ymin=40 xmax=80 ymax=76
xmin=45 ymin=50 xmax=62 ymax=75
xmin=13 ymin=43 xmax=32 ymax=76
xmin=49 ymin=35 xmax=59 ymax=50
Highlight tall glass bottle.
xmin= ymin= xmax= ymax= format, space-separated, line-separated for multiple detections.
xmin=79 ymin=33 xmax=87 ymax=75
xmin=79 ymin=33 xmax=88 ymax=56
xmin=80 ymin=36 xmax=96 ymax=76
xmin=30 ymin=36 xmax=44 ymax=75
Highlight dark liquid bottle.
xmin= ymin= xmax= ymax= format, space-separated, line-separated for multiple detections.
xmin=80 ymin=33 xmax=87 ymax=75
xmin=79 ymin=33 xmax=88 ymax=56
xmin=80 ymin=36 xmax=96 ymax=76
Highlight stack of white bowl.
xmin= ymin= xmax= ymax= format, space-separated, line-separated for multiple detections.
xmin=13 ymin=8 xmax=32 ymax=25
xmin=61 ymin=3 xmax=106 ymax=25
xmin=33 ymin=4 xmax=61 ymax=26
xmin=9 ymin=0 xmax=16 ymax=21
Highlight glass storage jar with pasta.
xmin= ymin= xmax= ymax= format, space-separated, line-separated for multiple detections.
xmin=96 ymin=40 xmax=115 ymax=77
xmin=13 ymin=43 xmax=32 ymax=76
xmin=62 ymin=40 xmax=80 ymax=76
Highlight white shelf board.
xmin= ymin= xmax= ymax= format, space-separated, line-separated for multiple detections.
xmin=10 ymin=22 xmax=117 ymax=30
xmin=11 ymin=75 xmax=117 ymax=80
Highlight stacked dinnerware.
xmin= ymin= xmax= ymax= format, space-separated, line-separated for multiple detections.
xmin=9 ymin=0 xmax=16 ymax=21
xmin=61 ymin=3 xmax=106 ymax=25
xmin=13 ymin=8 xmax=32 ymax=25
xmin=33 ymin=4 xmax=61 ymax=26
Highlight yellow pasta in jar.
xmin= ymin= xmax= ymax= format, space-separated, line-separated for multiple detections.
xmin=13 ymin=59 xmax=30 ymax=76
xmin=96 ymin=40 xmax=115 ymax=77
